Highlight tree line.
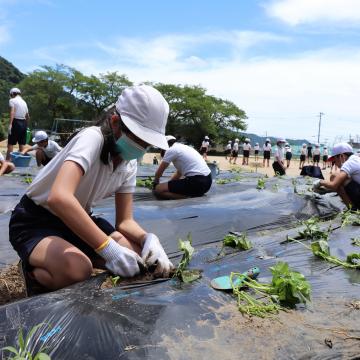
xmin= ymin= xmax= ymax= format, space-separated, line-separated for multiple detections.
xmin=0 ymin=63 xmax=247 ymax=148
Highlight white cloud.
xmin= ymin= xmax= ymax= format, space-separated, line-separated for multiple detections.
xmin=265 ymin=0 xmax=360 ymax=26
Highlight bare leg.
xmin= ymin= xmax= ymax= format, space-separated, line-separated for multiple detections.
xmin=6 ymin=144 xmax=14 ymax=161
xmin=19 ymin=144 xmax=25 ymax=153
xmin=35 ymin=149 xmax=46 ymax=167
xmin=0 ymin=161 xmax=15 ymax=176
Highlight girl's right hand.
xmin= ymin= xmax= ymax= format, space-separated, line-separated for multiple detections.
xmin=97 ymin=238 xmax=144 ymax=277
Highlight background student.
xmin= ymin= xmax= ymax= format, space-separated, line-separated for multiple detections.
xmin=284 ymin=142 xmax=292 ymax=168
xmin=272 ymin=138 xmax=286 ymax=176
xmin=199 ymin=136 xmax=210 ymax=161
xmin=153 ymin=135 xmax=212 ymax=199
xmin=299 ymin=143 xmax=307 ymax=169
xmin=313 ymin=144 xmax=321 ymax=167
xmin=262 ymin=138 xmax=272 ymax=167
xmin=229 ymin=138 xmax=239 ymax=164
xmin=22 ymin=130 xmax=62 ymax=166
xmin=242 ymin=138 xmax=251 ymax=165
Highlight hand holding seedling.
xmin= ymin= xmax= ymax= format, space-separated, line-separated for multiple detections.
xmin=141 ymin=233 xmax=174 ymax=278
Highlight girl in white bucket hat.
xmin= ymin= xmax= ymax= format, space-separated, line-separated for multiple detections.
xmin=9 ymin=85 xmax=173 ymax=294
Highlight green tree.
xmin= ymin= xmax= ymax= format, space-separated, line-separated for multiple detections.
xmin=154 ymin=83 xmax=247 ymax=148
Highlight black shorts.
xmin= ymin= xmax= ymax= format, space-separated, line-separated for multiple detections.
xmin=254 ymin=150 xmax=259 ymax=155
xmin=307 ymin=151 xmax=312 ymax=157
xmin=323 ymin=155 xmax=328 ymax=162
xmin=263 ymin=151 xmax=270 ymax=160
xmin=224 ymin=149 xmax=231 ymax=155
xmin=9 ymin=195 xmax=115 ymax=271
xmin=300 ymin=154 xmax=306 ymax=161
xmin=168 ymin=173 xmax=212 ymax=197
xmin=313 ymin=154 xmax=320 ymax=162
xmin=286 ymin=152 xmax=292 ymax=160
xmin=344 ymin=181 xmax=360 ymax=211
xmin=8 ymin=118 xmax=27 ymax=145
xmin=231 ymin=150 xmax=238 ymax=158
xmin=243 ymin=150 xmax=250 ymax=158
xmin=200 ymin=147 xmax=208 ymax=155
xmin=272 ymin=162 xmax=286 ymax=176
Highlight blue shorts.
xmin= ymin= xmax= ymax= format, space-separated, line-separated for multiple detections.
xmin=168 ymin=173 xmax=212 ymax=197
xmin=9 ymin=195 xmax=115 ymax=271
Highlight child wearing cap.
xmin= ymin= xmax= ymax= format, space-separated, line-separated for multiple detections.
xmin=21 ymin=130 xmax=62 ymax=167
xmin=199 ymin=136 xmax=210 ymax=161
xmin=224 ymin=140 xmax=232 ymax=160
xmin=253 ymin=143 xmax=260 ymax=162
xmin=299 ymin=143 xmax=307 ymax=169
xmin=314 ymin=143 xmax=360 ymax=210
xmin=313 ymin=144 xmax=321 ymax=167
xmin=284 ymin=143 xmax=292 ymax=168
xmin=0 ymin=151 xmax=15 ymax=176
xmin=153 ymin=136 xmax=212 ymax=199
xmin=272 ymin=139 xmax=286 ymax=176
xmin=242 ymin=138 xmax=251 ymax=165
xmin=9 ymin=85 xmax=173 ymax=294
xmin=262 ymin=139 xmax=272 ymax=167
xmin=229 ymin=139 xmax=239 ymax=164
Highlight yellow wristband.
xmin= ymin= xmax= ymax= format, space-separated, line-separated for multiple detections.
xmin=95 ymin=236 xmax=112 ymax=252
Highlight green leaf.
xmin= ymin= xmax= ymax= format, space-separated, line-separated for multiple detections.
xmin=1 ymin=346 xmax=20 ymax=355
xmin=346 ymin=253 xmax=360 ymax=266
xmin=223 ymin=233 xmax=252 ymax=250
xmin=34 ymin=352 xmax=52 ymax=360
xmin=180 ymin=269 xmax=202 ymax=283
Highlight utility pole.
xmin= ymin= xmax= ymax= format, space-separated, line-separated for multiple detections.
xmin=317 ymin=112 xmax=324 ymax=144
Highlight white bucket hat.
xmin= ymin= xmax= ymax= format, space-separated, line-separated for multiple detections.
xmin=10 ymin=87 xmax=21 ymax=95
xmin=32 ymin=130 xmax=48 ymax=143
xmin=328 ymin=142 xmax=353 ymax=162
xmin=245 ymin=138 xmax=250 ymax=142
xmin=115 ymin=85 xmax=169 ymax=150
xmin=204 ymin=135 xmax=209 ymax=140
xmin=166 ymin=135 xmax=176 ymax=141
xmin=277 ymin=138 xmax=286 ymax=144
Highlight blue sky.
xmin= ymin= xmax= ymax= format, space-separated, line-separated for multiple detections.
xmin=1 ymin=0 xmax=360 ymax=144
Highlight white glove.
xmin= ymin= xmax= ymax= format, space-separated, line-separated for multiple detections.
xmin=97 ymin=238 xmax=144 ymax=277
xmin=313 ymin=179 xmax=321 ymax=190
xmin=8 ymin=125 xmax=12 ymax=136
xmin=141 ymin=233 xmax=174 ymax=277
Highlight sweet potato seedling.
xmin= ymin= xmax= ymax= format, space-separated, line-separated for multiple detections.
xmin=2 ymin=323 xmax=51 ymax=360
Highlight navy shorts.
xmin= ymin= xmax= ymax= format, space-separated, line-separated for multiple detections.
xmin=323 ymin=155 xmax=328 ymax=162
xmin=168 ymin=173 xmax=212 ymax=197
xmin=232 ymin=150 xmax=238 ymax=158
xmin=272 ymin=162 xmax=286 ymax=176
xmin=263 ymin=151 xmax=270 ymax=160
xmin=344 ymin=180 xmax=360 ymax=211
xmin=254 ymin=150 xmax=259 ymax=155
xmin=286 ymin=152 xmax=292 ymax=160
xmin=313 ymin=155 xmax=320 ymax=162
xmin=243 ymin=150 xmax=250 ymax=158
xmin=300 ymin=154 xmax=306 ymax=161
xmin=9 ymin=195 xmax=115 ymax=270
xmin=200 ymin=147 xmax=208 ymax=155
xmin=8 ymin=118 xmax=27 ymax=145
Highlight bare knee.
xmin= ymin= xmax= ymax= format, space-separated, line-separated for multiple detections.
xmin=60 ymin=253 xmax=93 ymax=285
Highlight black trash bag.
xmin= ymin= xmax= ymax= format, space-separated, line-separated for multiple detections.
xmin=300 ymin=165 xmax=324 ymax=179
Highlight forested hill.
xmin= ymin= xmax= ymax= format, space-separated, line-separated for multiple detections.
xmin=0 ymin=56 xmax=25 ymax=114
xmin=239 ymin=132 xmax=309 ymax=146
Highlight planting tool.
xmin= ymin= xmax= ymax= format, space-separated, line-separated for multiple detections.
xmin=211 ymin=266 xmax=260 ymax=291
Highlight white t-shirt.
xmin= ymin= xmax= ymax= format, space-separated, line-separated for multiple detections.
xmin=313 ymin=148 xmax=320 ymax=155
xmin=301 ymin=147 xmax=307 ymax=155
xmin=263 ymin=143 xmax=272 ymax=151
xmin=254 ymin=145 xmax=259 ymax=151
xmin=233 ymin=142 xmax=239 ymax=151
xmin=32 ymin=140 xmax=62 ymax=159
xmin=26 ymin=126 xmax=137 ymax=213
xmin=0 ymin=152 xmax=4 ymax=162
xmin=285 ymin=146 xmax=292 ymax=153
xmin=274 ymin=146 xmax=284 ymax=162
xmin=243 ymin=143 xmax=251 ymax=151
xmin=225 ymin=143 xmax=232 ymax=151
xmin=341 ymin=155 xmax=360 ymax=184
xmin=323 ymin=149 xmax=328 ymax=156
xmin=201 ymin=140 xmax=209 ymax=149
xmin=9 ymin=96 xmax=28 ymax=119
xmin=163 ymin=143 xmax=211 ymax=177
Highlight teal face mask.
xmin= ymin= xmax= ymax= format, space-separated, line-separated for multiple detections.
xmin=115 ymin=133 xmax=147 ymax=160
